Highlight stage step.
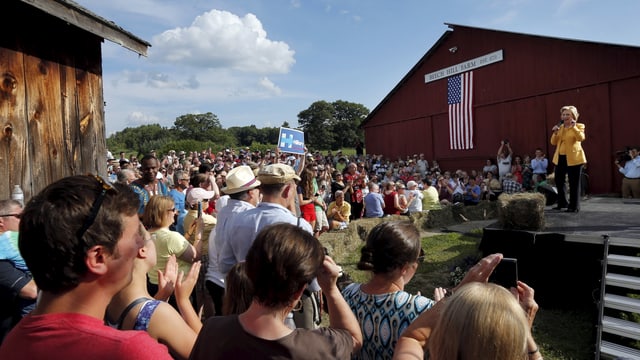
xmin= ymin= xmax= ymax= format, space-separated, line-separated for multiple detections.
xmin=597 ymin=236 xmax=640 ymax=359
xmin=606 ymin=273 xmax=640 ymax=290
xmin=599 ymin=340 xmax=640 ymax=359
xmin=604 ymin=294 xmax=640 ymax=313
xmin=602 ymin=316 xmax=640 ymax=340
xmin=607 ymin=254 xmax=640 ymax=268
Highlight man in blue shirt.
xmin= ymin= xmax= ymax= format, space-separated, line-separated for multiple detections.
xmin=363 ymin=182 xmax=384 ymax=218
xmin=615 ymin=146 xmax=640 ymax=198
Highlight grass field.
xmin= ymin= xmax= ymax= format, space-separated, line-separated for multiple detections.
xmin=337 ymin=230 xmax=595 ymax=360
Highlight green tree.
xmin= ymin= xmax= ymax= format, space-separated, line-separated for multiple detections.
xmin=298 ymin=100 xmax=368 ymax=150
xmin=297 ymin=101 xmax=336 ymax=150
xmin=106 ymin=123 xmax=173 ymax=156
xmin=173 ymin=112 xmax=223 ymax=142
xmin=331 ymin=100 xmax=368 ymax=149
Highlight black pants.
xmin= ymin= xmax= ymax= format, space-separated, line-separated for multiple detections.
xmin=350 ymin=202 xmax=363 ymax=220
xmin=554 ymin=155 xmax=582 ymax=210
xmin=205 ymin=280 xmax=225 ymax=316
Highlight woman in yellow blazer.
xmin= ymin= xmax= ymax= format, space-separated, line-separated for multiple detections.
xmin=550 ymin=105 xmax=586 ymax=212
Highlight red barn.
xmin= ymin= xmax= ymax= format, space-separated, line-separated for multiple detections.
xmin=361 ymin=23 xmax=640 ymax=195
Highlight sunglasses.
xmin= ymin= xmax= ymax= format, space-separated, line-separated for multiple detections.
xmin=77 ymin=175 xmax=118 ymax=240
xmin=167 ymin=208 xmax=176 ymax=212
xmin=0 ymin=213 xmax=21 ymax=219
xmin=417 ymin=248 xmax=425 ymax=263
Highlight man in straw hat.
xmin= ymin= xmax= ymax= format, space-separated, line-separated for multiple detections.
xmin=218 ymin=163 xmax=320 ymax=329
xmin=205 ymin=165 xmax=261 ymax=316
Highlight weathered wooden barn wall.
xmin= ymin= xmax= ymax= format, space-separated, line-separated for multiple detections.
xmin=363 ymin=24 xmax=640 ymax=194
xmin=0 ymin=1 xmax=105 ymax=202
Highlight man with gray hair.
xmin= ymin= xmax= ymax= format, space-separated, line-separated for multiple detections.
xmin=116 ymin=168 xmax=137 ymax=185
xmin=327 ymin=190 xmax=351 ymax=230
xmin=363 ymin=182 xmax=384 ymax=218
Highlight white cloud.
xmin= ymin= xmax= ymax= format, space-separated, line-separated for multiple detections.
xmin=258 ymin=77 xmax=282 ymax=95
xmin=150 ymin=9 xmax=296 ymax=74
xmin=125 ymin=111 xmax=161 ymax=127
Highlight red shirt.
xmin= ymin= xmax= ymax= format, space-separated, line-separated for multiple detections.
xmin=0 ymin=313 xmax=171 ymax=360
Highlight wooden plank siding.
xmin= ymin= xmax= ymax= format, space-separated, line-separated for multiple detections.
xmin=0 ymin=0 xmax=108 ymax=201
xmin=362 ymin=24 xmax=640 ymax=194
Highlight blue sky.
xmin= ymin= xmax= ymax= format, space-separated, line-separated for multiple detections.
xmin=72 ymin=0 xmax=640 ymax=135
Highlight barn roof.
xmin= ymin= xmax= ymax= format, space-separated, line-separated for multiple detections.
xmin=20 ymin=0 xmax=151 ymax=56
xmin=360 ymin=23 xmax=640 ymax=128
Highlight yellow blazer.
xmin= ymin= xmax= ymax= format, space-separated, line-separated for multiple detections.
xmin=551 ymin=123 xmax=586 ymax=166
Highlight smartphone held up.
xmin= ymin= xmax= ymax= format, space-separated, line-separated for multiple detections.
xmin=489 ymin=257 xmax=518 ymax=289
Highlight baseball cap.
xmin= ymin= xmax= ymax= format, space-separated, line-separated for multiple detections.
xmin=186 ymin=187 xmax=216 ymax=206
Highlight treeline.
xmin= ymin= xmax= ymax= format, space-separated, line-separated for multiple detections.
xmin=106 ymin=100 xmax=368 ymax=156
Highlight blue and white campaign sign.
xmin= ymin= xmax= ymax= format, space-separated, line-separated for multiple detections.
xmin=278 ymin=127 xmax=305 ymax=155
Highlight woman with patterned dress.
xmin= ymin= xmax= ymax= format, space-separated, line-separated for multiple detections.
xmin=341 ymin=221 xmax=444 ymax=359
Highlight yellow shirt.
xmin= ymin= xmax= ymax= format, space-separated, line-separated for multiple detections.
xmin=147 ymin=228 xmax=191 ymax=284
xmin=183 ymin=210 xmax=216 ymax=257
xmin=551 ymin=123 xmax=586 ymax=166
xmin=327 ymin=201 xmax=351 ymax=223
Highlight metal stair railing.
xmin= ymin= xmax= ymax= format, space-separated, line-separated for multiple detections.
xmin=596 ymin=234 xmax=640 ymax=359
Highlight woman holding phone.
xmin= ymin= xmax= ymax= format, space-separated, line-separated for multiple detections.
xmin=550 ymin=105 xmax=586 ymax=213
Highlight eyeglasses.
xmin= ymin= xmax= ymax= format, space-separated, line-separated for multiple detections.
xmin=417 ymin=248 xmax=425 ymax=263
xmin=167 ymin=208 xmax=176 ymax=212
xmin=77 ymin=175 xmax=118 ymax=240
xmin=0 ymin=213 xmax=21 ymax=219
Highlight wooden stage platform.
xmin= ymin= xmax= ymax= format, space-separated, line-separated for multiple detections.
xmin=478 ymin=196 xmax=640 ymax=308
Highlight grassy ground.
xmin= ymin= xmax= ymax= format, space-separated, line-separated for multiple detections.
xmin=337 ymin=230 xmax=595 ymax=360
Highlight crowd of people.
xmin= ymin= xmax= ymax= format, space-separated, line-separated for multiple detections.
xmin=0 ymin=105 xmax=607 ymax=358
xmin=0 ymin=172 xmax=543 ymax=358
xmin=104 ymin=141 xmax=564 ymax=225
xmin=0 ymin=152 xmax=548 ymax=359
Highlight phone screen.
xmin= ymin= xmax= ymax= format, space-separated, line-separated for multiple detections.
xmin=197 ymin=201 xmax=202 ymax=218
xmin=489 ymin=257 xmax=518 ymax=288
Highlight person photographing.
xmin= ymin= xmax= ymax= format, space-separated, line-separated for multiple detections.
xmin=550 ymin=105 xmax=586 ymax=213
xmin=615 ymin=146 xmax=640 ymax=198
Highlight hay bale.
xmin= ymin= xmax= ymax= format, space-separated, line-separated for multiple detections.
xmin=497 ymin=192 xmax=546 ymax=230
xmin=318 ymin=217 xmax=386 ymax=264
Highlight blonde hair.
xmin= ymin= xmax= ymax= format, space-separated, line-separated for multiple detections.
xmin=560 ymin=105 xmax=579 ymax=120
xmin=142 ymin=195 xmax=175 ymax=229
xmin=429 ymin=282 xmax=529 ymax=360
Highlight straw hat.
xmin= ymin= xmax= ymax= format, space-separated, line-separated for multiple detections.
xmin=221 ymin=165 xmax=261 ymax=194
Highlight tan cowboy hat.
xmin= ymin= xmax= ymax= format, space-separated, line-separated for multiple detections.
xmin=221 ymin=165 xmax=261 ymax=194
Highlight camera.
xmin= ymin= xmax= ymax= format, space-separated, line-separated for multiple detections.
xmin=503 ymin=139 xmax=509 ymax=145
xmin=616 ymin=148 xmax=632 ymax=163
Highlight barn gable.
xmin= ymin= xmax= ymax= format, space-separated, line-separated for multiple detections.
xmin=362 ymin=23 xmax=640 ymax=195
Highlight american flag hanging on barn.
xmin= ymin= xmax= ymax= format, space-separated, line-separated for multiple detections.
xmin=447 ymin=71 xmax=474 ymax=150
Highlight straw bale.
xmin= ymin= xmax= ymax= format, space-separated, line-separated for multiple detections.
xmin=497 ymin=192 xmax=546 ymax=230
